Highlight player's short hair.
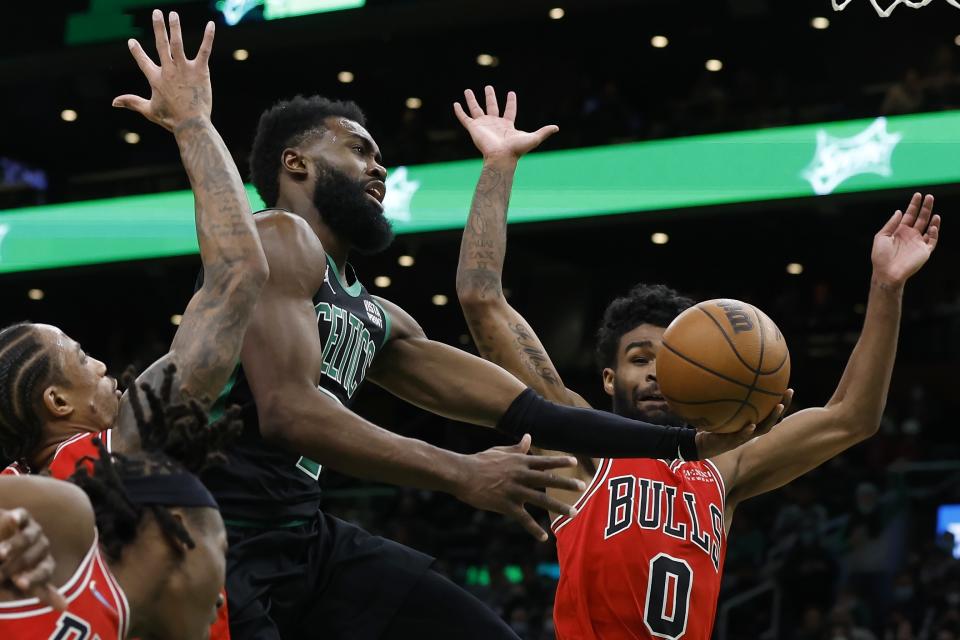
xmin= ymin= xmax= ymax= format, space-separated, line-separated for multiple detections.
xmin=0 ymin=323 xmax=65 ymax=466
xmin=70 ymin=365 xmax=241 ymax=560
xmin=249 ymin=95 xmax=367 ymax=207
xmin=595 ymin=283 xmax=694 ymax=370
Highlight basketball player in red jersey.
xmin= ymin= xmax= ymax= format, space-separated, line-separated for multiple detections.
xmin=0 ymin=385 xmax=237 ymax=640
xmin=0 ymin=12 xmax=265 ymax=638
xmin=454 ymin=86 xmax=941 ymax=639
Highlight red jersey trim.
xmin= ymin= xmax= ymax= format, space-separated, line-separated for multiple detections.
xmin=552 ymin=458 xmax=613 ymax=534
xmin=0 ymin=534 xmax=98 ymax=619
xmin=94 ymin=545 xmax=129 ymax=638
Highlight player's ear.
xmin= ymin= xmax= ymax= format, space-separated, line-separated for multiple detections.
xmin=281 ymin=148 xmax=309 ymax=178
xmin=41 ymin=385 xmax=74 ymax=419
xmin=602 ymin=368 xmax=616 ymax=397
xmin=164 ymin=509 xmax=197 ymax=554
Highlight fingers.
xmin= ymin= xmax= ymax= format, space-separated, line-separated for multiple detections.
xmin=3 ymin=531 xmax=52 ymax=580
xmin=503 ymin=91 xmax=517 ymax=122
xmin=168 ymin=12 xmax=185 ymax=61
xmin=484 ymin=85 xmax=500 ymax=118
xmin=464 ymin=89 xmax=484 ymax=118
xmin=781 ymin=388 xmax=795 ymax=415
xmin=755 ymin=403 xmax=784 ymax=436
xmin=515 ymin=487 xmax=578 ymax=517
xmin=508 ymin=505 xmax=548 ymax=541
xmin=195 ymin=21 xmax=215 ymax=65
xmin=126 ymin=39 xmax=159 ymax=79
xmin=0 ymin=509 xmax=23 ymax=538
xmin=151 ymin=9 xmax=172 ymax=62
xmin=515 ymin=433 xmax=532 ymax=454
xmin=925 ymin=214 xmax=941 ymax=249
xmin=533 ymin=124 xmax=560 ymax=144
xmin=36 ymin=583 xmax=67 ymax=613
xmin=0 ymin=517 xmax=44 ymax=579
xmin=525 ymin=453 xmax=577 ymax=470
xmin=111 ymin=94 xmax=151 ymax=114
xmin=453 ymin=101 xmax=472 ymax=127
xmin=879 ymin=209 xmax=903 ymax=236
xmin=517 ymin=469 xmax=585 ymax=492
xmin=901 ymin=192 xmax=922 ymax=228
xmin=915 ymin=194 xmax=934 ymax=233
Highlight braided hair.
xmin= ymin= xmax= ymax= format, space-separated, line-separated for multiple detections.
xmin=0 ymin=323 xmax=62 ymax=467
xmin=70 ymin=364 xmax=241 ymax=560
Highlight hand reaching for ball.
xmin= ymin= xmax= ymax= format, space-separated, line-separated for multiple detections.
xmin=872 ymin=193 xmax=940 ymax=287
xmin=694 ymin=389 xmax=793 ymax=459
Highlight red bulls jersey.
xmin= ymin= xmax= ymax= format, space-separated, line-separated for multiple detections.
xmin=0 ymin=533 xmax=129 ymax=639
xmin=1 ymin=430 xmax=111 ymax=479
xmin=2 ymin=430 xmax=232 ymax=640
xmin=552 ymin=458 xmax=727 ymax=640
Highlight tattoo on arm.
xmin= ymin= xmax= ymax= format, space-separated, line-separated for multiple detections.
xmin=166 ymin=117 xmax=264 ymax=408
xmin=510 ymin=322 xmax=560 ymax=386
xmin=456 ymin=166 xmax=513 ymax=300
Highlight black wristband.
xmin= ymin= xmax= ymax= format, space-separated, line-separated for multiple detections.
xmin=497 ymin=388 xmax=699 ymax=461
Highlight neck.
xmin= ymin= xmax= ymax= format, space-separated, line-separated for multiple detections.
xmin=31 ymin=420 xmax=101 ymax=470
xmin=275 ymin=192 xmax=351 ymax=277
xmin=107 ymin=534 xmax=169 ymax=639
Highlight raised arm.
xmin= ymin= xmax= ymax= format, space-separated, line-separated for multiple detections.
xmin=713 ymin=194 xmax=941 ymax=517
xmin=453 ymin=87 xmax=579 ymax=406
xmin=111 ymin=12 xmax=267 ymax=450
xmin=242 ymin=212 xmax=580 ymax=540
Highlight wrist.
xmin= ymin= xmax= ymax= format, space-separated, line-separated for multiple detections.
xmin=482 ymin=153 xmax=520 ymax=170
xmin=441 ymin=452 xmax=472 ymax=497
xmin=870 ymin=273 xmax=906 ymax=294
xmin=172 ymin=115 xmax=213 ymax=136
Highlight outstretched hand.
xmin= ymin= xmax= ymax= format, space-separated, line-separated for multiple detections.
xmin=455 ymin=434 xmax=584 ymax=541
xmin=695 ymin=389 xmax=793 ymax=459
xmin=872 ymin=192 xmax=941 ymax=287
xmin=112 ymin=10 xmax=214 ymax=131
xmin=454 ymin=86 xmax=559 ymax=161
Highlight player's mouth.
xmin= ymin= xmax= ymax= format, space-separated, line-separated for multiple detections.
xmin=365 ymin=181 xmax=386 ymax=203
xmin=636 ymin=391 xmax=666 ymax=405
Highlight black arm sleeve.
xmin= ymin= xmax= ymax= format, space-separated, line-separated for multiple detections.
xmin=497 ymin=388 xmax=698 ymax=461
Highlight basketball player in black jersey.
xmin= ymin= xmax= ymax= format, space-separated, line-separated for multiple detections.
xmin=203 ymin=93 xmax=774 ymax=637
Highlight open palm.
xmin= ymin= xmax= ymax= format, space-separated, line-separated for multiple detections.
xmin=454 ymin=86 xmax=559 ymax=160
xmin=872 ymin=193 xmax=941 ymax=285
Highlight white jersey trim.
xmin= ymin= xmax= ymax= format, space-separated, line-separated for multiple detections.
xmin=0 ymin=532 xmax=98 ymax=618
xmin=95 ymin=546 xmax=129 ymax=639
xmin=552 ymin=458 xmax=614 ymax=534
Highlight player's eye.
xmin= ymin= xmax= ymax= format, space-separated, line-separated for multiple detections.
xmin=632 ymin=357 xmax=649 ymax=365
xmin=352 ymin=145 xmax=363 ymax=154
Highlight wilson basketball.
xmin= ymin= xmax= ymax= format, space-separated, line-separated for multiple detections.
xmin=657 ymin=299 xmax=790 ymax=433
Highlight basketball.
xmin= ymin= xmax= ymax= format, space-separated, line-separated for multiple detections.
xmin=657 ymin=299 xmax=790 ymax=433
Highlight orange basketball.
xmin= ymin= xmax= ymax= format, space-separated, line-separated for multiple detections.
xmin=657 ymin=299 xmax=790 ymax=433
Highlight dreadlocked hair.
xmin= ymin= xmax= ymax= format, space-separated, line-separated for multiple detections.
xmin=0 ymin=323 xmax=63 ymax=468
xmin=249 ymin=94 xmax=367 ymax=207
xmin=69 ymin=363 xmax=242 ymax=561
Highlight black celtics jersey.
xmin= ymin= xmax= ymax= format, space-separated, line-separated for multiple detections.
xmin=203 ymin=255 xmax=391 ymax=522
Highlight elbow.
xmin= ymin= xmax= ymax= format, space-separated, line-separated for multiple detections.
xmin=826 ymin=400 xmax=883 ymax=441
xmin=455 ymin=277 xmax=503 ymax=311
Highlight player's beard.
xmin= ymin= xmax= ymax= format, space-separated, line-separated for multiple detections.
xmin=611 ymin=379 xmax=688 ymax=428
xmin=312 ymin=162 xmax=394 ymax=255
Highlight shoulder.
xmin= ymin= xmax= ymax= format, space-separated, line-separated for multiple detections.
xmin=371 ymin=296 xmax=424 ymax=341
xmin=47 ymin=432 xmax=104 ymax=480
xmin=0 ymin=475 xmax=95 ymax=558
xmin=254 ymin=210 xmax=326 ymax=293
